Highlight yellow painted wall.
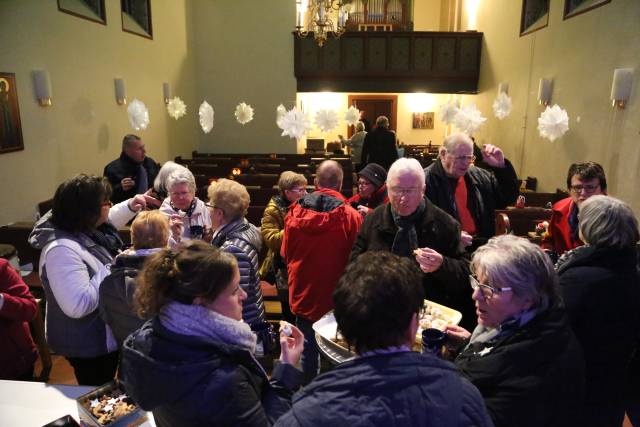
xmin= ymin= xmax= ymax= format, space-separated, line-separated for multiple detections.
xmin=414 ymin=0 xmax=442 ymax=31
xmin=190 ymin=0 xmax=298 ymax=154
xmin=0 ymin=0 xmax=199 ymax=225
xmin=469 ymin=0 xmax=640 ymax=213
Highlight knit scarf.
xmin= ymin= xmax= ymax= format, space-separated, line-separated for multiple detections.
xmin=84 ymin=222 xmax=124 ymax=259
xmin=466 ymin=305 xmax=540 ymax=350
xmin=159 ymin=301 xmax=257 ymax=354
xmin=391 ymin=199 xmax=426 ymax=257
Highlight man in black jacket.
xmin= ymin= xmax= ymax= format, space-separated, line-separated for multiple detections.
xmin=104 ymin=134 xmax=160 ymax=203
xmin=350 ymin=158 xmax=475 ymax=330
xmin=424 ymin=133 xmax=519 ymax=251
xmin=360 ymin=116 xmax=398 ymax=171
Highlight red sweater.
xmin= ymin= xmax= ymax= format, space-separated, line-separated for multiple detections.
xmin=541 ymin=197 xmax=583 ymax=255
xmin=0 ymin=259 xmax=38 ymax=379
xmin=282 ymin=188 xmax=363 ymax=322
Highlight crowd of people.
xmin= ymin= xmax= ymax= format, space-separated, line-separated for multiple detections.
xmin=0 ymin=128 xmax=637 ymax=427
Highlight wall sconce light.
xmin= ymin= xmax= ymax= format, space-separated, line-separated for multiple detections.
xmin=537 ymin=78 xmax=553 ymax=106
xmin=163 ymin=82 xmax=171 ymax=105
xmin=231 ymin=167 xmax=242 ymax=176
xmin=32 ymin=70 xmax=52 ymax=107
xmin=498 ymin=82 xmax=509 ymax=95
xmin=114 ymin=78 xmax=126 ymax=105
xmin=611 ymin=68 xmax=633 ymax=109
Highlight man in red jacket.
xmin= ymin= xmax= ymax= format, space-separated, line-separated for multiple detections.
xmin=282 ymin=160 xmax=363 ymax=383
xmin=0 ymin=259 xmax=39 ymax=380
xmin=542 ymin=162 xmax=607 ymax=256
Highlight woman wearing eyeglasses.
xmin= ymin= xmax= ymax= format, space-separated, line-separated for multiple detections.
xmin=444 ymin=234 xmax=585 ymax=427
xmin=28 ymin=174 xmax=148 ymax=385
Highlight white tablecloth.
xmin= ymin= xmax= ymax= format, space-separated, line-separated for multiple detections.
xmin=0 ymin=380 xmax=155 ymax=427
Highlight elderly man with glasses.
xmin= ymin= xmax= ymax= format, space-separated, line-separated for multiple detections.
xmin=350 ymin=158 xmax=476 ymax=330
xmin=424 ymin=133 xmax=519 ymax=251
xmin=541 ymin=161 xmax=607 ymax=257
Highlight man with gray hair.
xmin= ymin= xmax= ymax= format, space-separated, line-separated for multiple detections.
xmin=104 ymin=134 xmax=160 ymax=203
xmin=424 ymin=133 xmax=519 ymax=250
xmin=360 ymin=115 xmax=398 ymax=171
xmin=351 ymin=157 xmax=475 ymax=330
xmin=282 ymin=160 xmax=363 ymax=383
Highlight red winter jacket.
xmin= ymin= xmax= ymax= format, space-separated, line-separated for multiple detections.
xmin=541 ymin=197 xmax=583 ymax=255
xmin=282 ymin=188 xmax=363 ymax=322
xmin=0 ymin=259 xmax=38 ymax=379
xmin=346 ymin=184 xmax=389 ymax=214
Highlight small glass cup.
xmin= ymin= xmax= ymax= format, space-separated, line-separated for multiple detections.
xmin=422 ymin=328 xmax=446 ymax=356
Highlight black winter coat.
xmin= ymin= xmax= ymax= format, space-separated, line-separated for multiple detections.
xmin=556 ymin=246 xmax=640 ymax=409
xmin=98 ymin=253 xmax=149 ymax=346
xmin=360 ymin=127 xmax=398 ymax=171
xmin=350 ymin=200 xmax=475 ymax=330
xmin=121 ymin=319 xmax=301 ymax=427
xmin=424 ymin=159 xmax=519 ymax=247
xmin=103 ymin=152 xmax=160 ymax=203
xmin=275 ymin=351 xmax=494 ymax=427
xmin=454 ymin=303 xmax=585 ymax=427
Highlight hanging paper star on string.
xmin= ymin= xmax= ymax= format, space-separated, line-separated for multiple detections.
xmin=537 ymin=105 xmax=569 ymax=142
xmin=314 ymin=109 xmax=339 ymax=133
xmin=127 ymin=99 xmax=149 ymax=131
xmin=199 ymin=101 xmax=214 ymax=133
xmin=167 ymin=97 xmax=187 ymax=120
xmin=234 ymin=102 xmax=254 ymax=125
xmin=453 ymin=103 xmax=487 ymax=134
xmin=492 ymin=92 xmax=512 ymax=120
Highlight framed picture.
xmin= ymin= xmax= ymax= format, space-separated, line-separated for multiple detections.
xmin=57 ymin=0 xmax=106 ymax=25
xmin=412 ymin=112 xmax=434 ymax=129
xmin=520 ymin=0 xmax=550 ymax=36
xmin=563 ymin=0 xmax=611 ymax=20
xmin=0 ymin=72 xmax=24 ymax=154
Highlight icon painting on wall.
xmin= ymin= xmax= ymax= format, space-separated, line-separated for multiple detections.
xmin=412 ymin=112 xmax=434 ymax=129
xmin=0 ymin=72 xmax=24 ymax=154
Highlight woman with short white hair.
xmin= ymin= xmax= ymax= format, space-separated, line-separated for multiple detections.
xmin=556 ymin=195 xmax=640 ymax=427
xmin=153 ymin=161 xmax=189 ymax=201
xmin=159 ymin=168 xmax=212 ymax=245
xmin=446 ymin=234 xmax=585 ymax=427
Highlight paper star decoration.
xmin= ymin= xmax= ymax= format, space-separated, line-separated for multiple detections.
xmin=234 ymin=102 xmax=254 ymax=125
xmin=453 ymin=103 xmax=487 ymax=134
xmin=438 ymin=99 xmax=460 ymax=125
xmin=314 ymin=109 xmax=339 ymax=133
xmin=167 ymin=96 xmax=187 ymax=120
xmin=90 ymin=398 xmax=100 ymax=408
xmin=537 ymin=105 xmax=569 ymax=142
xmin=344 ymin=106 xmax=360 ymax=126
xmin=199 ymin=101 xmax=214 ymax=133
xmin=127 ymin=99 xmax=150 ymax=131
xmin=103 ymin=404 xmax=113 ymax=413
xmin=107 ymin=398 xmax=118 ymax=406
xmin=492 ymin=92 xmax=512 ymax=120
xmin=276 ymin=104 xmax=287 ymax=130
xmin=279 ymin=107 xmax=312 ymax=140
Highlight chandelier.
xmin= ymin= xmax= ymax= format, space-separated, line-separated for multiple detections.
xmin=295 ymin=0 xmax=351 ymax=47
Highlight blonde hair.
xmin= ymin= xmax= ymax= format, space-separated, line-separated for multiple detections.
xmin=207 ymin=178 xmax=250 ymax=220
xmin=278 ymin=171 xmax=307 ymax=196
xmin=131 ymin=210 xmax=170 ymax=250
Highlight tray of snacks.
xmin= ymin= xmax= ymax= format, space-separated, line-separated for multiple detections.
xmin=313 ymin=300 xmax=462 ymax=364
xmin=76 ymin=380 xmax=147 ymax=427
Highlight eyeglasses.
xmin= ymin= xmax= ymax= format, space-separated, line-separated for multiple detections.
xmin=469 ymin=275 xmax=512 ymax=300
xmin=170 ymin=191 xmax=192 ymax=198
xmin=357 ymin=180 xmax=373 ymax=187
xmin=389 ymin=187 xmax=422 ymax=196
xmin=569 ymin=184 xmax=600 ymax=194
xmin=287 ymin=186 xmax=307 ymax=193
xmin=447 ymin=152 xmax=476 ymax=164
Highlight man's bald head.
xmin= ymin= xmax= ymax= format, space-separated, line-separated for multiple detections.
xmin=315 ymin=160 xmax=343 ymax=191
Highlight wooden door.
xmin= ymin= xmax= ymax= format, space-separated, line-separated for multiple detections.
xmin=347 ymin=95 xmax=397 ymax=137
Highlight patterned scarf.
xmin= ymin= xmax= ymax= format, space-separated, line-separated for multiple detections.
xmin=391 ymin=199 xmax=426 ymax=257
xmin=159 ymin=301 xmax=257 ymax=354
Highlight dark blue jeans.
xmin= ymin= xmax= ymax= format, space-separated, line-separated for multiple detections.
xmin=295 ymin=316 xmax=319 ymax=384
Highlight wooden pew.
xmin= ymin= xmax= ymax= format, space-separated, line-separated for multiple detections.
xmin=495 ymin=207 xmax=553 ymax=237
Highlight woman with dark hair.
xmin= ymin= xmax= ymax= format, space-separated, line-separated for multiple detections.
xmin=556 ymin=195 xmax=640 ymax=427
xmin=121 ymin=241 xmax=304 ymax=427
xmin=29 ymin=174 xmax=147 ymax=385
xmin=346 ymin=162 xmax=388 ymax=216
xmin=445 ymin=235 xmax=585 ymax=427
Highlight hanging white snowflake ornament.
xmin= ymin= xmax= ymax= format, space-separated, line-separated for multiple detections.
xmin=199 ymin=101 xmax=214 ymax=134
xmin=438 ymin=99 xmax=460 ymax=125
xmin=167 ymin=96 xmax=187 ymax=120
xmin=276 ymin=104 xmax=287 ymax=130
xmin=537 ymin=105 xmax=569 ymax=142
xmin=344 ymin=106 xmax=360 ymax=126
xmin=127 ymin=99 xmax=149 ymax=131
xmin=492 ymin=92 xmax=512 ymax=120
xmin=280 ymin=107 xmax=312 ymax=140
xmin=234 ymin=102 xmax=254 ymax=125
xmin=314 ymin=109 xmax=339 ymax=133
xmin=453 ymin=103 xmax=487 ymax=134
